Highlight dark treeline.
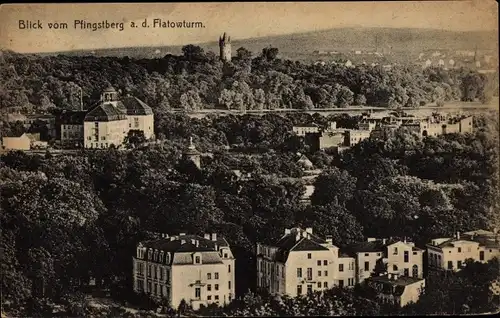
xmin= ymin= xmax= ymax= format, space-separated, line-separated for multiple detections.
xmin=1 ymin=110 xmax=498 ymax=316
xmin=0 ymin=45 xmax=497 ymax=115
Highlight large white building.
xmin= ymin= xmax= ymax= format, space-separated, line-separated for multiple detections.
xmin=344 ymin=238 xmax=424 ymax=284
xmin=426 ymin=230 xmax=500 ymax=271
xmin=83 ymin=87 xmax=154 ymax=149
xmin=133 ymin=233 xmax=235 ymax=310
xmin=256 ymin=227 xmax=357 ymax=297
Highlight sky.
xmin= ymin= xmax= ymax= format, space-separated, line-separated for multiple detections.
xmin=0 ymin=1 xmax=497 ymax=53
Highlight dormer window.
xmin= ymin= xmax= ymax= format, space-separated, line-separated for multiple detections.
xmin=193 ymin=253 xmax=202 ymax=265
xmin=148 ymin=249 xmax=153 ymax=261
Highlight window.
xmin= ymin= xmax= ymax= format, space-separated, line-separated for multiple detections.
xmin=317 ymin=282 xmax=322 ymax=288
xmin=393 ymin=265 xmax=398 ymax=271
xmin=317 ymin=260 xmax=322 ymax=266
xmin=339 ymin=264 xmax=344 ymax=272
xmin=458 ymin=247 xmax=462 ymax=253
xmin=134 ymin=118 xmax=139 ymax=128
xmin=154 ymin=266 xmax=157 ymax=279
xmin=228 ymin=281 xmax=231 ymax=289
xmin=413 ymin=252 xmax=418 ymax=255
xmin=348 ymin=278 xmax=354 ymax=286
xmin=215 ymin=284 xmax=219 ymax=291
xmin=480 ymin=251 xmax=485 ymax=261
xmin=215 ymin=295 xmax=219 ymax=301
xmin=207 ymin=273 xmax=211 ymax=280
xmin=307 ymin=268 xmax=313 ymax=280
xmin=297 ymin=285 xmax=302 ymax=296
xmin=448 ymin=261 xmax=453 ymax=270
xmin=224 ymin=253 xmax=228 ymax=258
xmin=412 ymin=265 xmax=418 ymax=277
xmin=404 ymin=268 xmax=409 ymax=276
xmin=323 ymin=260 xmax=327 ymax=266
xmin=308 ymin=253 xmax=312 ymax=259
xmin=228 ymin=265 xmax=231 ymax=273
xmin=160 ymin=267 xmax=164 ymax=280
xmin=147 ymin=265 xmax=152 ymax=277
xmin=364 ymin=253 xmax=369 ymax=257
xmin=324 ymin=270 xmax=328 ymax=276
xmin=457 ymin=260 xmax=462 ymax=268
xmin=154 ymin=284 xmax=157 ymax=295
xmin=297 ymin=268 xmax=302 ymax=278
xmin=394 ymin=247 xmax=398 ymax=255
xmin=207 ymin=295 xmax=212 ymax=301
xmin=195 ymin=256 xmax=201 ymax=264
xmin=339 ymin=280 xmax=344 ymax=288
xmin=215 ymin=272 xmax=219 ymax=279
xmin=364 ymin=261 xmax=369 ymax=271
xmin=307 ymin=285 xmax=313 ymax=294
xmin=323 ymin=282 xmax=328 ymax=288
xmin=194 ymin=287 xmax=200 ymax=298
xmin=207 ymin=284 xmax=212 ymax=291
xmin=101 ymin=136 xmax=106 ymax=141
xmin=318 ymin=270 xmax=322 ymax=277
xmin=404 ymin=251 xmax=409 ymax=263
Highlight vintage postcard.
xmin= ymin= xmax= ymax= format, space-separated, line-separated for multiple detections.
xmin=0 ymin=1 xmax=499 ymax=317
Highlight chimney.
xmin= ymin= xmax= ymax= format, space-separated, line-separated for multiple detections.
xmin=326 ymin=235 xmax=333 ymax=244
xmin=204 ymin=233 xmax=210 ymax=240
xmin=196 ymin=240 xmax=199 ymax=247
xmin=170 ymin=237 xmax=176 ymax=241
xmin=191 ymin=239 xmax=196 ymax=245
xmin=302 ymin=231 xmax=308 ymax=238
xmin=165 ymin=233 xmax=169 ymax=238
xmin=180 ymin=232 xmax=186 ymax=237
xmin=214 ymin=243 xmax=218 ymax=251
xmin=404 ymin=237 xmax=407 ymax=244
xmin=392 ymin=273 xmax=399 ymax=280
xmin=382 ymin=238 xmax=387 ymax=245
xmin=211 ymin=233 xmax=217 ymax=241
xmin=295 ymin=233 xmax=301 ymax=242
xmin=367 ymin=238 xmax=377 ymax=242
xmin=181 ymin=239 xmax=186 ymax=245
xmin=305 ymin=228 xmax=313 ymax=234
xmin=285 ymin=228 xmax=291 ymax=235
xmin=456 ymin=232 xmax=460 ymax=240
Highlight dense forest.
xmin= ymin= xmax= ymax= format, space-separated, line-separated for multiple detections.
xmin=0 ymin=45 xmax=497 ymax=115
xmin=1 ymin=108 xmax=499 ymax=316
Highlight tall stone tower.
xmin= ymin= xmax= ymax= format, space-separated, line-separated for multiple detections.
xmin=219 ymin=32 xmax=231 ymax=62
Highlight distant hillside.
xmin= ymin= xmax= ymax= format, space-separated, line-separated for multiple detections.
xmin=34 ymin=27 xmax=497 ymax=60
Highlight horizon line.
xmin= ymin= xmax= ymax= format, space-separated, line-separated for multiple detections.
xmin=4 ymin=25 xmax=497 ymax=55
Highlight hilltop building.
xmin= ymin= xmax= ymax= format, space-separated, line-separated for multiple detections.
xmin=133 ymin=232 xmax=235 ymax=310
xmin=219 ymin=33 xmax=231 ymax=62
xmin=59 ymin=110 xmax=87 ymax=148
xmin=426 ymin=230 xmax=500 ymax=272
xmin=83 ymin=86 xmax=154 ymax=149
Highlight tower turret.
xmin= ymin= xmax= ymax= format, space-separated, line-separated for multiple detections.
xmin=183 ymin=136 xmax=201 ymax=169
xmin=101 ymin=86 xmax=119 ymax=107
xmin=219 ymin=32 xmax=232 ymax=62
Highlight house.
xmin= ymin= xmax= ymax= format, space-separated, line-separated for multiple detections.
xmin=256 ymin=227 xmax=345 ymax=297
xmin=292 ymin=125 xmax=320 ymax=136
xmin=318 ymin=130 xmax=345 ymax=150
xmin=84 ymin=86 xmax=154 ymax=149
xmin=1 ymin=132 xmax=31 ymax=151
xmin=426 ymin=230 xmax=500 ymax=272
xmin=366 ymin=273 xmax=425 ymax=307
xmin=24 ymin=114 xmax=57 ymax=139
xmin=26 ymin=133 xmax=48 ymax=149
xmin=419 ymin=115 xmax=473 ymax=138
xmin=133 ymin=232 xmax=235 ymax=310
xmin=58 ymin=110 xmax=88 ymax=148
xmin=343 ymin=238 xmax=424 ymax=284
xmin=345 ymin=129 xmax=371 ymax=147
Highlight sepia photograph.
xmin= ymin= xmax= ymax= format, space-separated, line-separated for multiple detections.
xmin=0 ymin=1 xmax=499 ymax=316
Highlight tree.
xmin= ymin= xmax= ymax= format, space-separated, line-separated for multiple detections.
xmin=181 ymin=45 xmax=205 ymax=61
xmin=236 ymin=47 xmax=252 ymax=60
xmin=124 ymin=130 xmax=147 ymax=148
xmin=262 ymin=47 xmax=279 ymax=61
xmin=311 ymin=167 xmax=357 ymax=206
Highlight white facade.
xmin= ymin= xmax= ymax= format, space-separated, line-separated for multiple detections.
xmin=84 ymin=119 xmax=128 ymax=149
xmin=127 ymin=114 xmax=155 ymax=140
xmin=133 ymin=233 xmax=235 ymax=310
xmin=427 ymin=230 xmax=500 ymax=271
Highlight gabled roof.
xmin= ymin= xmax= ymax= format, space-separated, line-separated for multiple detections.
xmin=270 ymin=229 xmax=329 ymax=263
xmin=140 ymin=234 xmax=229 ymax=254
xmin=84 ymin=103 xmax=127 ymax=122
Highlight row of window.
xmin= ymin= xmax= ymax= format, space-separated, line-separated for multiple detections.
xmin=338 ymin=263 xmax=355 ymax=272
xmin=136 ymin=279 xmax=169 ymax=299
xmin=194 ymin=288 xmax=232 ymax=303
xmin=207 ymin=281 xmax=231 ymax=291
xmin=297 ymin=267 xmax=328 ymax=279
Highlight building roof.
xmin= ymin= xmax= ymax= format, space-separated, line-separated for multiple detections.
xmin=2 ymin=131 xmax=26 ymax=138
xmin=267 ymin=228 xmax=329 ymax=263
xmin=343 ymin=238 xmax=422 ymax=256
xmin=59 ymin=110 xmax=88 ymax=125
xmin=84 ymin=103 xmax=127 ymax=122
xmin=103 ymin=86 xmax=117 ymax=93
xmin=118 ymin=96 xmax=153 ymax=116
xmin=368 ymin=275 xmax=424 ymax=296
xmin=140 ymin=234 xmax=229 ymax=253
